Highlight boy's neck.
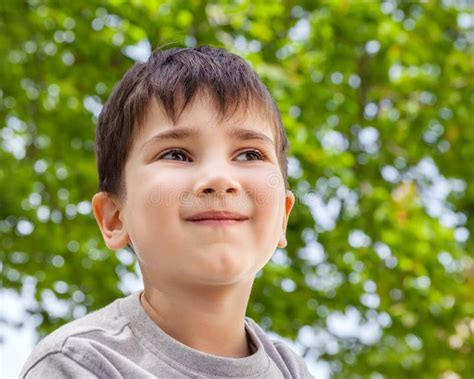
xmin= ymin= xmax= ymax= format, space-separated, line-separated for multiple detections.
xmin=139 ymin=278 xmax=255 ymax=358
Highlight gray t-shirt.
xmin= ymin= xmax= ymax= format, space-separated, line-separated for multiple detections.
xmin=20 ymin=291 xmax=313 ymax=378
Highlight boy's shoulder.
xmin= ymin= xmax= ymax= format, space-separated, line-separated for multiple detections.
xmin=244 ymin=317 xmax=312 ymax=376
xmin=21 ymin=294 xmax=130 ymax=375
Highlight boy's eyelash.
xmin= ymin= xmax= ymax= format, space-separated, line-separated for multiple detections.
xmin=154 ymin=148 xmax=267 ymax=161
xmin=156 ymin=148 xmax=191 ymax=161
xmin=240 ymin=149 xmax=266 ymax=160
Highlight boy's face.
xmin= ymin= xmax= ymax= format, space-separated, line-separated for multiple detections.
xmin=93 ymin=94 xmax=294 ymax=288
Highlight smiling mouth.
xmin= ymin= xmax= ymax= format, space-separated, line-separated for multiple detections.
xmin=187 ymin=219 xmax=247 ymax=226
xmin=185 ymin=211 xmax=249 ymax=225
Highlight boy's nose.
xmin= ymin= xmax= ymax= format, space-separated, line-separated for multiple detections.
xmin=201 ymin=186 xmax=236 ymax=195
xmin=193 ymin=170 xmax=242 ymax=197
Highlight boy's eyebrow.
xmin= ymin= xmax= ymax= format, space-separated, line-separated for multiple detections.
xmin=228 ymin=128 xmax=275 ymax=146
xmin=141 ymin=127 xmax=274 ymax=150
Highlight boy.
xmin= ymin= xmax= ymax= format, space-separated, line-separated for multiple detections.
xmin=20 ymin=46 xmax=313 ymax=378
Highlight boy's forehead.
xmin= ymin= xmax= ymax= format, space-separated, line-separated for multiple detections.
xmin=135 ymin=95 xmax=276 ymax=146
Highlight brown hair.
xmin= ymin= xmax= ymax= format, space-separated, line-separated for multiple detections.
xmin=96 ymin=46 xmax=289 ymax=198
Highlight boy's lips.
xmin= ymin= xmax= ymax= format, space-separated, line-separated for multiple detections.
xmin=186 ymin=210 xmax=249 ymax=222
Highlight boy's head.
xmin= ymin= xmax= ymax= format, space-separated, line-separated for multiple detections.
xmin=92 ymin=46 xmax=295 ymax=287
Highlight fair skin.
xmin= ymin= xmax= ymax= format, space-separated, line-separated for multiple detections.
xmin=92 ymin=93 xmax=295 ymax=358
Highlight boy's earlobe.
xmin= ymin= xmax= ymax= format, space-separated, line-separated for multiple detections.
xmin=92 ymin=192 xmax=130 ymax=250
xmin=277 ymin=190 xmax=295 ymax=249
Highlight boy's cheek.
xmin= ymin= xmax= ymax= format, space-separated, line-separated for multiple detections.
xmin=127 ymin=171 xmax=184 ymax=208
xmin=247 ymin=171 xmax=286 ymax=207
xmin=146 ymin=183 xmax=176 ymax=208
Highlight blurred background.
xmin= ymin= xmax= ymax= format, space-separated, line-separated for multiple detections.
xmin=1 ymin=0 xmax=473 ymax=378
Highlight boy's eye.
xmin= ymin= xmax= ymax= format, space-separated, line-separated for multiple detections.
xmin=236 ymin=149 xmax=265 ymax=161
xmin=156 ymin=149 xmax=265 ymax=162
xmin=158 ymin=149 xmax=192 ymax=162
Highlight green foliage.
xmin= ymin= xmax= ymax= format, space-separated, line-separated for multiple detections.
xmin=1 ymin=0 xmax=473 ymax=377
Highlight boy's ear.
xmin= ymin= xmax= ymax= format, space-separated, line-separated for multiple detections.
xmin=92 ymin=192 xmax=130 ymax=250
xmin=277 ymin=190 xmax=295 ymax=249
